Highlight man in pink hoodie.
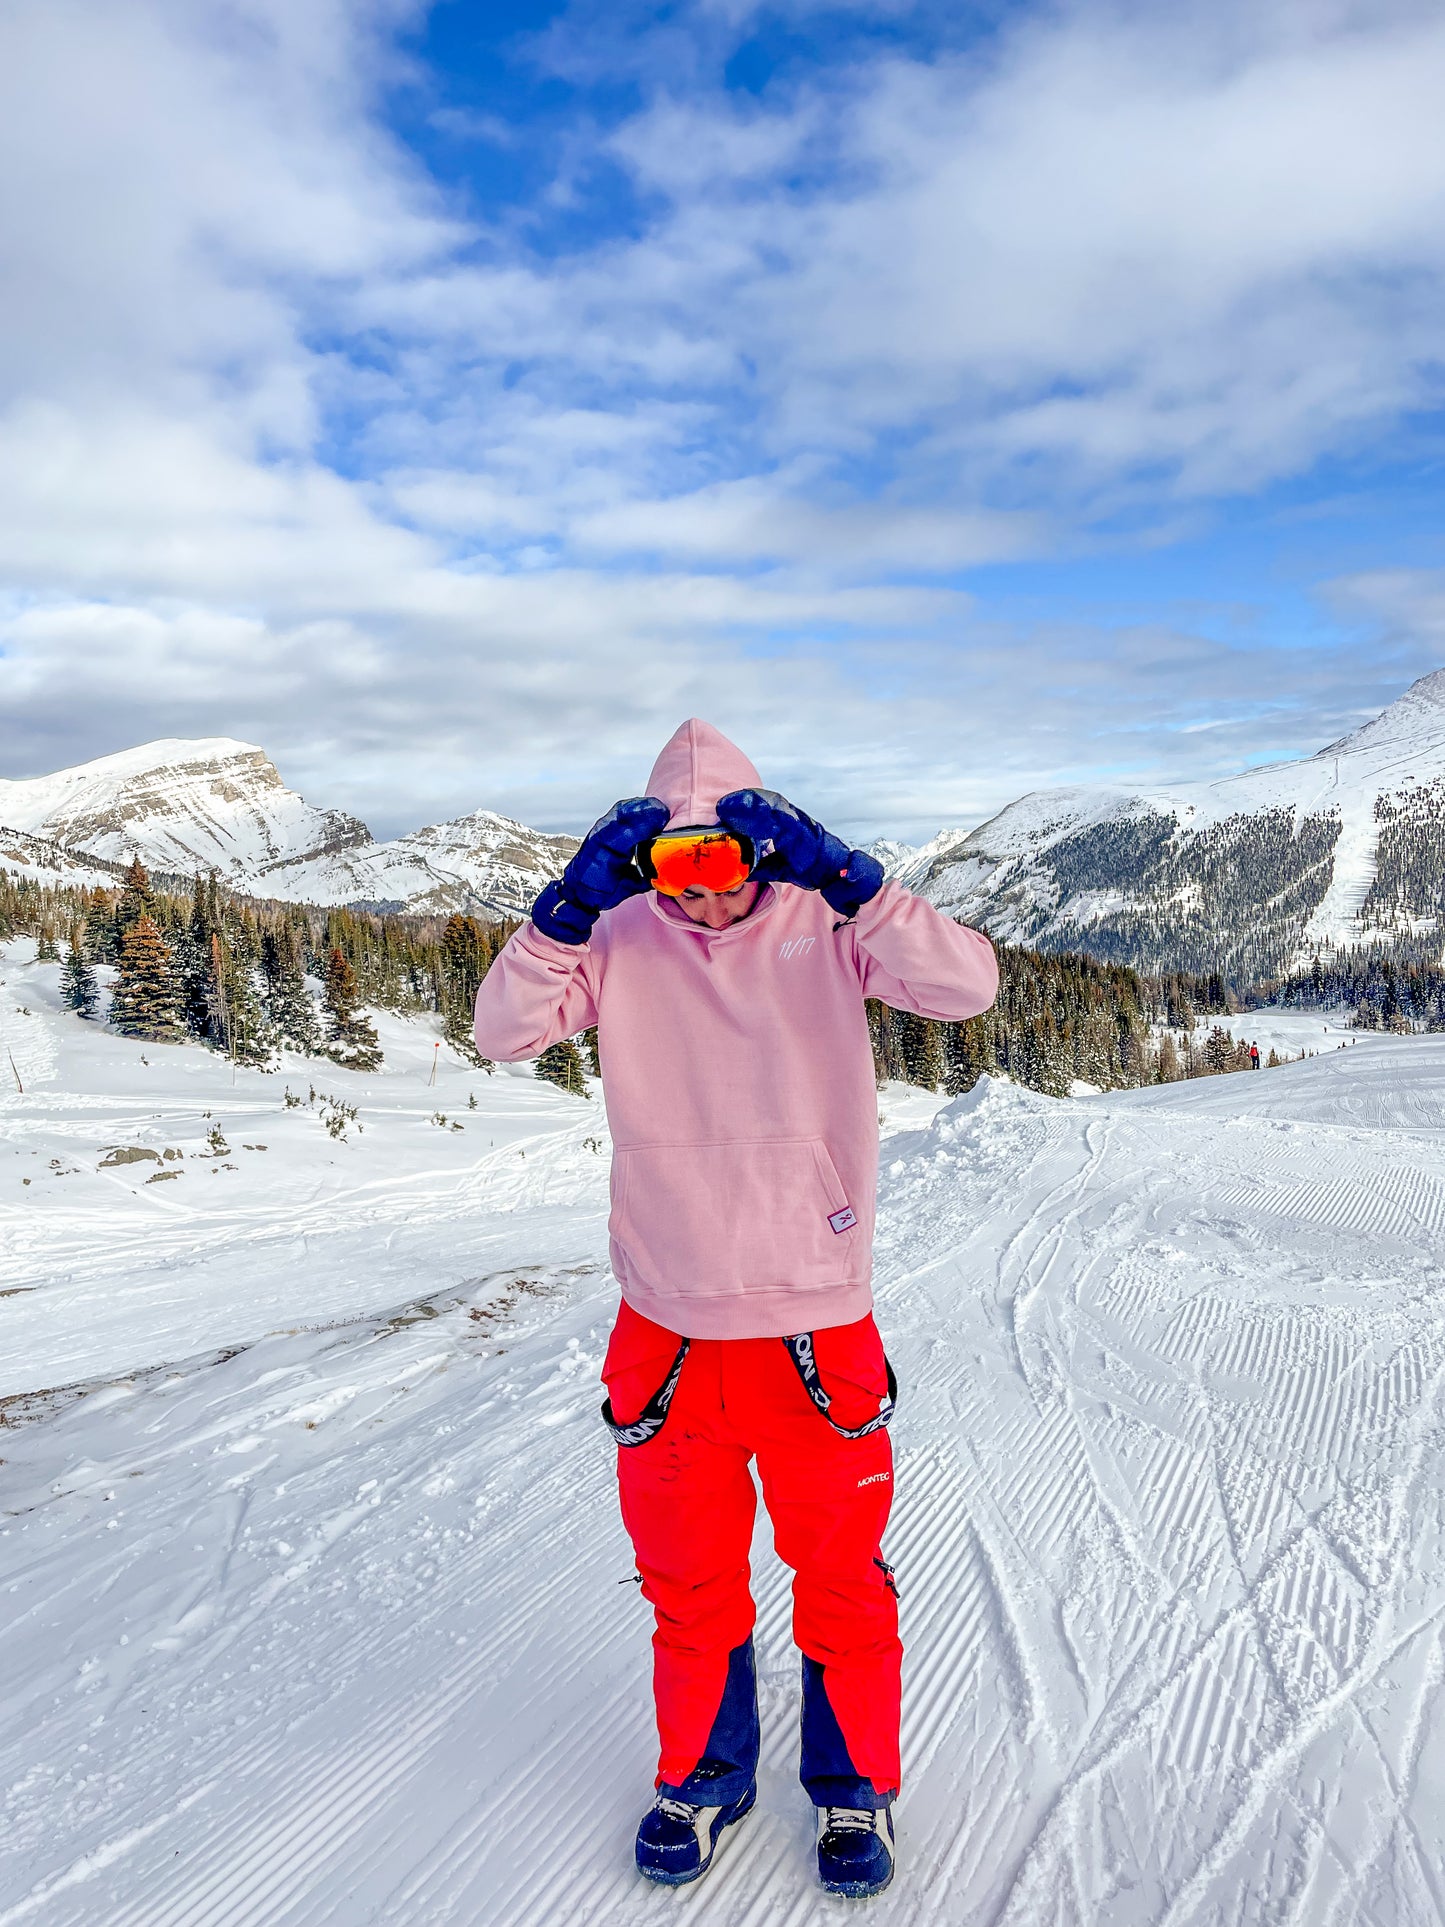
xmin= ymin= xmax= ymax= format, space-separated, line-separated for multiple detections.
xmin=474 ymin=720 xmax=998 ymax=1899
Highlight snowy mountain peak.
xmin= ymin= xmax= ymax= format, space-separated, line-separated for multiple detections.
xmin=280 ymin=807 xmax=579 ymax=921
xmin=0 ymin=739 xmax=372 ymax=883
xmin=865 ymin=837 xmax=918 ymax=875
xmin=0 ymin=737 xmax=576 ymax=920
xmin=1319 ymin=667 xmax=1445 ymax=757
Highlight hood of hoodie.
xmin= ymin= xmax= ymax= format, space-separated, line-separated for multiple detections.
xmin=645 ymin=718 xmax=761 ymax=830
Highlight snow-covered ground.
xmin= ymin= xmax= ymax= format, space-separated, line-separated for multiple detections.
xmin=1184 ymin=1003 xmax=1362 ymax=1063
xmin=3 ymin=941 xmax=1444 ymax=1924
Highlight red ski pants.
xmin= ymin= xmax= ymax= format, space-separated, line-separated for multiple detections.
xmin=602 ymin=1300 xmax=901 ymax=1807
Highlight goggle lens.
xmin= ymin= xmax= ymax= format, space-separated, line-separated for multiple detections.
xmin=646 ymin=831 xmax=753 ymax=897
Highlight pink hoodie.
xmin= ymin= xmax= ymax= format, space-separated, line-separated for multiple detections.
xmin=473 ymin=720 xmax=998 ymax=1339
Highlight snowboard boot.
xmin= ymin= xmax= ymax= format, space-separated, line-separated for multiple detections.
xmin=634 ymin=1780 xmax=756 ymax=1886
xmin=816 ymin=1803 xmax=896 ymax=1897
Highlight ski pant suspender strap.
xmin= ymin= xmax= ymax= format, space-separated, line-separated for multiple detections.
xmin=602 ymin=1337 xmax=691 ymax=1447
xmin=603 ymin=1331 xmax=897 ymax=1447
xmin=781 ymin=1333 xmax=898 ymax=1439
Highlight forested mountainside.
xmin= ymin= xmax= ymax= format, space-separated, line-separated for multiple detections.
xmin=899 ymin=669 xmax=1445 ymax=981
xmin=966 ymin=804 xmax=1340 ymax=980
xmin=1361 ymin=775 xmax=1445 ymax=932
xmin=0 ymin=852 xmax=1303 ymax=1109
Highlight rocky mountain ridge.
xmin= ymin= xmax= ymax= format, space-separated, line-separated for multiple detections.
xmin=894 ymin=669 xmax=1445 ymax=979
xmin=0 ymin=740 xmax=577 ymax=922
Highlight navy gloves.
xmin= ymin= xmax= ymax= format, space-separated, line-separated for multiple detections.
xmin=532 ymin=788 xmax=884 ymax=943
xmin=716 ymin=788 xmax=884 ymax=918
xmin=531 ymin=796 xmax=670 ymax=945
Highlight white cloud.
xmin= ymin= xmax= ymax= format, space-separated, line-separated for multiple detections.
xmin=570 ymin=480 xmax=1043 ymax=572
xmin=1 ymin=0 xmax=1443 ymax=846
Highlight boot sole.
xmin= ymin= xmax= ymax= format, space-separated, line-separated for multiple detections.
xmin=820 ymin=1864 xmax=895 ymax=1899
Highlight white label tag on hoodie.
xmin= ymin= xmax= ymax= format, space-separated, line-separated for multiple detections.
xmin=828 ymin=1206 xmax=858 ymax=1234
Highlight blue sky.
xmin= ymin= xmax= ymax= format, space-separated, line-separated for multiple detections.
xmin=2 ymin=0 xmax=1445 ymax=840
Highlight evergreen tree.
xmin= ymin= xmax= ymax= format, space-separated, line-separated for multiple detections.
xmin=1380 ymin=961 xmax=1402 ymax=1029
xmin=81 ymin=887 xmax=119 ymax=964
xmin=323 ymin=947 xmax=382 ymax=1071
xmin=262 ymin=922 xmax=320 ymax=1054
xmin=942 ymin=1011 xmax=993 ymax=1094
xmin=36 ymin=923 xmax=60 ymax=963
xmin=896 ymin=1010 xmax=946 ymax=1090
xmin=179 ymin=874 xmax=224 ymax=1040
xmin=440 ymin=914 xmax=489 ymax=1062
xmin=116 ymin=857 xmax=155 ymax=938
xmin=173 ymin=876 xmax=272 ymax=1064
xmin=209 ymin=928 xmax=274 ymax=1066
xmin=61 ymin=930 xmax=99 ymax=1019
xmin=536 ymin=1037 xmax=588 ymax=1096
xmin=1201 ymin=1025 xmax=1236 ymax=1074
xmin=111 ymin=912 xmax=185 ymax=1040
xmin=867 ymin=1001 xmax=906 ymax=1083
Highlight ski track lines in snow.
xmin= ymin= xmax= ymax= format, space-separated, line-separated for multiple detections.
xmin=3 ymin=1014 xmax=1445 ymax=1922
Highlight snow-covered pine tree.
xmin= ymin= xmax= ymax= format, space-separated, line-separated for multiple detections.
xmin=1201 ymin=1025 xmax=1236 ymax=1074
xmin=61 ymin=928 xmax=99 ymax=1019
xmin=536 ymin=1038 xmax=588 ymax=1096
xmin=323 ymin=947 xmax=382 ymax=1072
xmin=210 ymin=926 xmax=274 ymax=1066
xmin=111 ymin=912 xmax=185 ymax=1041
xmin=262 ymin=921 xmax=320 ymax=1054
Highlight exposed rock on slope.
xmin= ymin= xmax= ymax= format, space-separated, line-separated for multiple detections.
xmin=269 ymin=810 xmax=579 ymax=921
xmin=0 ymin=740 xmax=370 ymax=884
xmin=0 ymin=824 xmax=128 ymax=890
xmin=0 ymin=740 xmax=576 ymax=921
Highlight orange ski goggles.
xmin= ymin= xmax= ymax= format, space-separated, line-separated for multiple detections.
xmin=639 ymin=828 xmax=756 ymax=897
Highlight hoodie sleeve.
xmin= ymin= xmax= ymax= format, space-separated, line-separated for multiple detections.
xmin=473 ymin=923 xmax=600 ymax=1062
xmin=848 ymin=881 xmax=999 ymax=1021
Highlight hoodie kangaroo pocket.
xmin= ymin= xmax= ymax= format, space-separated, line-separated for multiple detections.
xmin=610 ymin=1137 xmax=858 ymax=1296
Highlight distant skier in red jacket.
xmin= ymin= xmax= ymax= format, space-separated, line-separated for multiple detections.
xmin=474 ymin=720 xmax=998 ymax=1899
